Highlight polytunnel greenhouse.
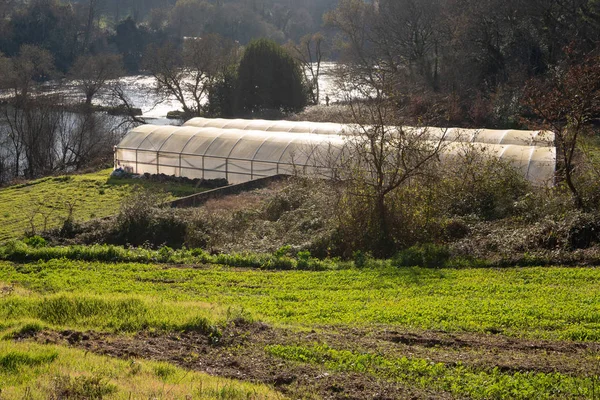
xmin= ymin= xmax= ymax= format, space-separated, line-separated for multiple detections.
xmin=114 ymin=118 xmax=557 ymax=186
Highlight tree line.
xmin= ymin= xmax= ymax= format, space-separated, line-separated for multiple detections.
xmin=0 ymin=0 xmax=336 ymax=73
xmin=0 ymin=0 xmax=599 ymax=202
xmin=326 ymin=0 xmax=600 ymax=128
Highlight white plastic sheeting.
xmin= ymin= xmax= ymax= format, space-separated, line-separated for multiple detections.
xmin=184 ymin=117 xmax=348 ymax=135
xmin=115 ymin=119 xmax=556 ymax=185
xmin=115 ymin=124 xmax=346 ymax=183
xmin=184 ymin=117 xmax=555 ymax=147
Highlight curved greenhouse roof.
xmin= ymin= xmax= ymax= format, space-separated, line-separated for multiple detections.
xmin=184 ymin=117 xmax=348 ymax=135
xmin=115 ymin=120 xmax=556 ymax=185
xmin=184 ymin=118 xmax=555 ymax=147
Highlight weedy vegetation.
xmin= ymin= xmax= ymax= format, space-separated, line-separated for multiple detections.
xmin=0 ymin=169 xmax=207 ymax=242
xmin=0 ymin=170 xmax=599 ymax=398
xmin=266 ymin=343 xmax=597 ymax=399
xmin=1 ymin=258 xmax=599 ymax=341
xmin=0 ymin=341 xmax=280 ymax=399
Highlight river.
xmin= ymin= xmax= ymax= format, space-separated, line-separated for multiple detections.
xmin=33 ymin=62 xmax=345 ymax=125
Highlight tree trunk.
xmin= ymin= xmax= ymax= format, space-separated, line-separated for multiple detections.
xmin=375 ymin=192 xmax=393 ymax=256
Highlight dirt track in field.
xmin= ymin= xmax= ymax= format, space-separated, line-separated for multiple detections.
xmin=21 ymin=322 xmax=600 ymax=399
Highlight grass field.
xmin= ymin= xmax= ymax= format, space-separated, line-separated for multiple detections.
xmin=1 ymin=259 xmax=599 ymax=341
xmin=0 ymin=340 xmax=281 ymax=399
xmin=0 ymin=167 xmax=598 ymax=398
xmin=0 ymin=169 xmax=207 ymax=241
xmin=0 ymin=252 xmax=599 ymax=398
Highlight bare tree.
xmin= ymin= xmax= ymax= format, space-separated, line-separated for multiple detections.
xmin=82 ymin=0 xmax=99 ymax=53
xmin=324 ymin=0 xmax=451 ymax=254
xmin=285 ymin=33 xmax=325 ymax=104
xmin=2 ymin=95 xmax=65 ymax=178
xmin=144 ymin=35 xmax=240 ymax=119
xmin=374 ymin=0 xmax=443 ymax=90
xmin=329 ymin=98 xmax=446 ymax=254
xmin=55 ymin=111 xmax=118 ymax=171
xmin=2 ymin=45 xmax=54 ymax=102
xmin=3 ymin=104 xmax=26 ymax=177
xmin=0 ymin=0 xmax=17 ymax=19
xmin=109 ymin=80 xmax=147 ymax=126
xmin=168 ymin=0 xmax=215 ymax=38
xmin=69 ymin=54 xmax=125 ymax=106
xmin=1 ymin=45 xmax=57 ymax=177
xmin=523 ymin=50 xmax=600 ymax=209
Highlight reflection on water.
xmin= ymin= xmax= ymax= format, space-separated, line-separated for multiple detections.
xmin=2 ymin=62 xmax=355 ymax=125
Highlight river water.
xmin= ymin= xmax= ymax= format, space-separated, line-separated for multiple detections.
xmin=33 ymin=62 xmax=345 ymax=125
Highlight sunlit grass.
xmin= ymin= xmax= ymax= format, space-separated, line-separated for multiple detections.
xmin=0 ymin=168 xmax=206 ymax=241
xmin=1 ymin=259 xmax=599 ymax=341
xmin=0 ymin=292 xmax=220 ymax=336
xmin=0 ymin=255 xmax=598 ymax=398
xmin=0 ymin=341 xmax=282 ymax=399
xmin=266 ymin=343 xmax=597 ymax=399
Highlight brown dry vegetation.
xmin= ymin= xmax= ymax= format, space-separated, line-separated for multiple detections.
xmin=20 ymin=321 xmax=600 ymax=400
xmin=44 ymin=155 xmax=600 ymax=266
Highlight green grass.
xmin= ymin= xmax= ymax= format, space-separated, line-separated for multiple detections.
xmin=0 ymin=241 xmax=336 ymax=270
xmin=266 ymin=343 xmax=597 ymax=399
xmin=0 ymin=169 xmax=207 ymax=241
xmin=0 ymin=341 xmax=281 ymax=399
xmin=0 ymin=253 xmax=599 ymax=397
xmin=1 ymin=293 xmax=219 ymax=336
xmin=1 ymin=259 xmax=599 ymax=341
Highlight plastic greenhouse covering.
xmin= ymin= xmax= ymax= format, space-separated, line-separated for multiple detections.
xmin=115 ymin=119 xmax=556 ymax=186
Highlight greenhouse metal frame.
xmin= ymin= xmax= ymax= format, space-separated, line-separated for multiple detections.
xmin=115 ymin=124 xmax=347 ymax=183
xmin=114 ymin=119 xmax=557 ymax=186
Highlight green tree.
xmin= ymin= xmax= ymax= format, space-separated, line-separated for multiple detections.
xmin=10 ymin=0 xmax=79 ymax=72
xmin=236 ymin=38 xmax=308 ymax=114
xmin=114 ymin=17 xmax=145 ymax=73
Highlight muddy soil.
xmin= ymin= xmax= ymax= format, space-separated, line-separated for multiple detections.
xmin=21 ymin=322 xmax=600 ymax=399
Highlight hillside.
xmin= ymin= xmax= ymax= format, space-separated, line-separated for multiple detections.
xmin=0 ymin=169 xmax=207 ymax=242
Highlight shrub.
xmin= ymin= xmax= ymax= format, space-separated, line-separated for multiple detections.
xmin=393 ymin=244 xmax=451 ymax=268
xmin=566 ymin=213 xmax=600 ymax=249
xmin=442 ymin=218 xmax=471 ymax=240
xmin=274 ymin=245 xmax=292 ymax=258
xmin=440 ymin=147 xmax=531 ymax=220
xmin=22 ymin=235 xmax=47 ymax=248
xmin=352 ymin=250 xmax=371 ymax=268
xmin=113 ymin=189 xmax=186 ymax=248
xmin=296 ymin=250 xmax=311 ymax=269
xmin=59 ymin=216 xmax=78 ymax=238
xmin=50 ymin=374 xmax=117 ymax=400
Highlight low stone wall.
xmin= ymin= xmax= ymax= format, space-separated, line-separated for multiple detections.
xmin=168 ymin=175 xmax=290 ymax=208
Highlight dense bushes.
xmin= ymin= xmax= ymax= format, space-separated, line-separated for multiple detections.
xmin=326 ymin=144 xmax=533 ymax=258
xmin=113 ymin=189 xmax=187 ymax=248
xmin=36 ymin=142 xmax=600 ymax=267
xmin=393 ymin=244 xmax=451 ymax=269
xmin=438 ymin=148 xmax=531 ymax=220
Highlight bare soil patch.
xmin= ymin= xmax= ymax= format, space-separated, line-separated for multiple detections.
xmin=21 ymin=322 xmax=599 ymax=399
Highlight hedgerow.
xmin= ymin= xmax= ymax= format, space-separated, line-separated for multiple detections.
xmin=0 ymin=240 xmax=338 ymax=271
